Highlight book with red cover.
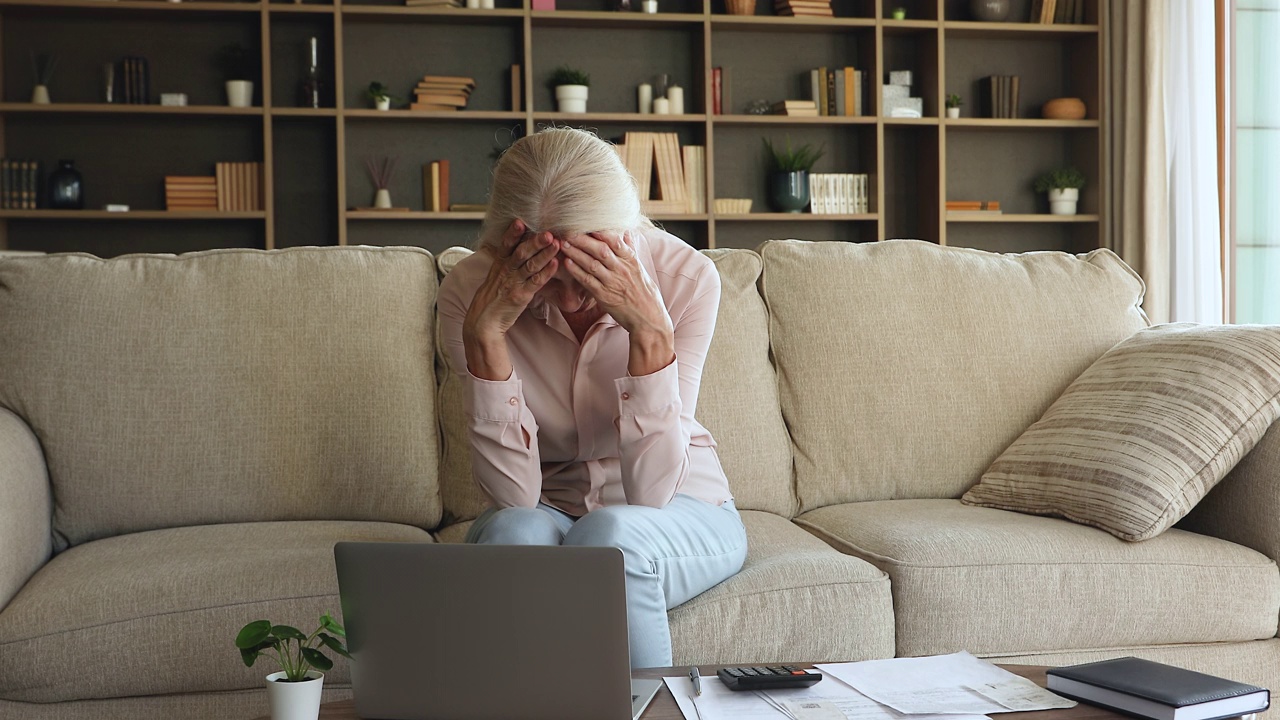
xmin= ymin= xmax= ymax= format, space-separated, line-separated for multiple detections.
xmin=711 ymin=67 xmax=723 ymax=115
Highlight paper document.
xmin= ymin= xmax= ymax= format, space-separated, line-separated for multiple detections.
xmin=815 ymin=652 xmax=1076 ymax=715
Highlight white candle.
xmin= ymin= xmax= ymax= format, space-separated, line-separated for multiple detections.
xmin=653 ymin=97 xmax=670 ymax=114
xmin=466 ymin=0 xmax=480 ymax=7
xmin=642 ymin=0 xmax=657 ymax=12
xmin=638 ymin=83 xmax=653 ymax=114
xmin=480 ymin=0 xmax=495 ymax=7
xmin=667 ymin=85 xmax=684 ymax=115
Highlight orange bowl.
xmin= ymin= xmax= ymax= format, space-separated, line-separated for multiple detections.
xmin=1042 ymin=97 xmax=1086 ymax=120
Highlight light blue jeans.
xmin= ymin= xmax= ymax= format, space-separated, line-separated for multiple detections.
xmin=465 ymin=494 xmax=748 ymax=668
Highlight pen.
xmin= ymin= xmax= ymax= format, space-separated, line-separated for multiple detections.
xmin=690 ymin=666 xmax=701 ymax=696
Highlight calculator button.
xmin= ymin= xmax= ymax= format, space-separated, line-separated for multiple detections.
xmin=728 ymin=669 xmax=744 ymax=677
xmin=791 ymin=670 xmax=807 ymax=676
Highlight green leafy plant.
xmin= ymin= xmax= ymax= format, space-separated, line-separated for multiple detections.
xmin=215 ymin=43 xmax=257 ymax=82
xmin=1033 ymin=167 xmax=1086 ymax=192
xmin=946 ymin=93 xmax=962 ymax=109
xmin=547 ymin=65 xmax=590 ymax=89
xmin=235 ymin=613 xmax=351 ymax=683
xmin=762 ymin=136 xmax=825 ymax=173
xmin=366 ymin=81 xmax=400 ymax=103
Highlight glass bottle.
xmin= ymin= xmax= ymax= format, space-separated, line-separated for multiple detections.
xmin=48 ymin=160 xmax=84 ymax=210
xmin=300 ymin=37 xmax=323 ymax=108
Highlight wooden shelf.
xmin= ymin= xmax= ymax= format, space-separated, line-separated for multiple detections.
xmin=0 ymin=103 xmax=264 ymax=116
xmin=346 ymin=210 xmax=486 ymax=220
xmin=944 ymin=118 xmax=1100 ymax=129
xmin=531 ymin=10 xmax=706 ymax=27
xmin=268 ymin=3 xmax=335 ymax=13
xmin=343 ymin=109 xmax=524 ymax=120
xmin=714 ymin=114 xmax=876 ymax=125
xmin=717 ymin=213 xmax=878 ymax=221
xmin=343 ymin=5 xmax=524 ymax=22
xmin=883 ymin=117 xmax=939 ymax=126
xmin=272 ymin=107 xmax=339 ymax=117
xmin=943 ymin=21 xmax=1100 ymax=39
xmin=0 ymin=0 xmax=262 ymax=12
xmin=533 ymin=112 xmax=707 ymax=123
xmin=0 ymin=210 xmax=267 ymax=220
xmin=708 ymin=14 xmax=876 ymax=31
xmin=881 ymin=19 xmax=940 ymax=34
xmin=945 ymin=213 xmax=1100 ymax=223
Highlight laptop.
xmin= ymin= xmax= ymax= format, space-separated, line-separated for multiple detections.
xmin=333 ymin=542 xmax=664 ymax=720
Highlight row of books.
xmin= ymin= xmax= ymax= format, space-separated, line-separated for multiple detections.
xmin=0 ymin=159 xmax=38 ymax=210
xmin=1029 ymin=0 xmax=1087 ymax=24
xmin=808 ymin=173 xmax=869 ymax=214
xmin=164 ymin=162 xmax=263 ymax=212
xmin=614 ymin=132 xmax=706 ymax=215
xmin=775 ymin=0 xmax=831 ymax=16
xmin=808 ymin=67 xmax=868 ymax=117
xmin=983 ymin=75 xmax=1020 ymax=119
xmin=411 ymin=75 xmax=475 ymax=112
xmin=114 ymin=56 xmax=152 ymax=105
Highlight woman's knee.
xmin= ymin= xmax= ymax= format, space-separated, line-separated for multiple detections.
xmin=470 ymin=507 xmax=565 ymax=545
xmin=562 ymin=506 xmax=647 ymax=552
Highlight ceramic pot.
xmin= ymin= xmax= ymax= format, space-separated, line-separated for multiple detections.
xmin=768 ymin=170 xmax=809 ymax=213
xmin=31 ymin=84 xmax=51 ymax=104
xmin=1048 ymin=187 xmax=1079 ymax=215
xmin=48 ymin=160 xmax=84 ymax=210
xmin=555 ymin=84 xmax=588 ymax=113
xmin=374 ymin=188 xmax=392 ymax=209
xmin=1041 ymin=97 xmax=1086 ymax=120
xmin=969 ymin=0 xmax=1010 ymax=21
xmin=266 ymin=671 xmax=323 ymax=720
xmin=375 ymin=96 xmax=391 ymax=111
xmin=945 ymin=107 xmax=960 ymax=118
xmin=226 ymin=80 xmax=254 ymax=108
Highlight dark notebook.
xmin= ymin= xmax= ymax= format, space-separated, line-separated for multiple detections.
xmin=1046 ymin=657 xmax=1270 ymax=720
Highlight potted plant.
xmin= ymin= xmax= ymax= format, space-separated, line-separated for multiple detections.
xmin=548 ymin=65 xmax=590 ymax=113
xmin=216 ymin=42 xmax=256 ymax=108
xmin=762 ymin=136 xmax=824 ymax=213
xmin=366 ymin=81 xmax=399 ymax=111
xmin=1033 ymin=166 xmax=1085 ymax=215
xmin=236 ymin=613 xmax=350 ymax=720
xmin=945 ymin=93 xmax=962 ymax=119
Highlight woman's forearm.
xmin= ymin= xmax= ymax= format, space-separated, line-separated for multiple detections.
xmin=627 ymin=328 xmax=676 ymax=377
xmin=464 ymin=329 xmax=515 ymax=382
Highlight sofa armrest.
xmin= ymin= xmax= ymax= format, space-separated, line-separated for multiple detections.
xmin=0 ymin=407 xmax=52 ymax=613
xmin=1180 ymin=420 xmax=1280 ymax=566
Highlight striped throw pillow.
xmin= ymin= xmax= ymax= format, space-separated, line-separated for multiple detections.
xmin=962 ymin=323 xmax=1280 ymax=541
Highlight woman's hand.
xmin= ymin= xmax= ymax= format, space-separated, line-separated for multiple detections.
xmin=463 ymin=219 xmax=560 ymax=380
xmin=560 ymin=231 xmax=676 ymax=376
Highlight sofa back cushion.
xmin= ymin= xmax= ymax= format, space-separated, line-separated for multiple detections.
xmin=0 ymin=247 xmax=441 ymax=548
xmin=758 ymin=239 xmax=1148 ymax=513
xmin=434 ymin=246 xmax=796 ymax=523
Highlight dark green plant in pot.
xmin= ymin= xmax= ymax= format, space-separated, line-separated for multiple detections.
xmin=762 ymin=135 xmax=824 ymax=173
xmin=763 ymin=135 xmax=824 ymax=212
xmin=366 ymin=81 xmax=400 ymax=103
xmin=236 ymin=613 xmax=351 ymax=682
xmin=547 ymin=65 xmax=590 ymax=89
xmin=1032 ymin=166 xmax=1086 ymax=192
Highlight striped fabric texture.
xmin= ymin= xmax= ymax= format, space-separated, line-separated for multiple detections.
xmin=962 ymin=323 xmax=1280 ymax=541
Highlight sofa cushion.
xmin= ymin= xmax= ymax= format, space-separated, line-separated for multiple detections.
xmin=435 ymin=511 xmax=894 ymax=664
xmin=0 ymin=248 xmax=441 ymax=548
xmin=796 ymin=499 xmax=1280 ymax=658
xmin=758 ymin=239 xmax=1148 ymax=513
xmin=963 ymin=323 xmax=1280 ymax=541
xmin=0 ymin=521 xmax=432 ymax=703
xmin=434 ymin=245 xmax=796 ymax=522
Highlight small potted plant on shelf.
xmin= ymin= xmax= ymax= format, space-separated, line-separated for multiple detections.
xmin=945 ymin=93 xmax=962 ymax=118
xmin=548 ymin=65 xmax=590 ymax=113
xmin=1033 ymin=166 xmax=1086 ymax=215
xmin=366 ymin=81 xmax=399 ymax=111
xmin=762 ymin=135 xmax=824 ymax=213
xmin=236 ymin=613 xmax=350 ymax=720
xmin=216 ymin=42 xmax=256 ymax=108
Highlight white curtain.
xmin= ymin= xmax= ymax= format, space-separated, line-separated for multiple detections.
xmin=1162 ymin=0 xmax=1224 ymax=324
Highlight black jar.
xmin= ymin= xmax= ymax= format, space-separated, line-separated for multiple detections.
xmin=48 ymin=160 xmax=84 ymax=210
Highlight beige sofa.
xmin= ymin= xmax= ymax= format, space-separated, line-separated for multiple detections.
xmin=0 ymin=240 xmax=1276 ymax=720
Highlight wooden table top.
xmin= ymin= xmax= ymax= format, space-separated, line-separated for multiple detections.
xmin=262 ymin=664 xmax=1122 ymax=720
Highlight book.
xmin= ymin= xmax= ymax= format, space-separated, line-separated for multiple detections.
xmin=711 ymin=67 xmax=722 ymax=115
xmin=1040 ymin=0 xmax=1056 ymax=23
xmin=1010 ymin=75 xmax=1020 ymax=118
xmin=450 ymin=203 xmax=487 ymax=212
xmin=424 ymin=163 xmax=439 ymax=211
xmin=818 ymin=66 xmax=828 ymax=116
xmin=510 ymin=63 xmax=522 ymax=111
xmin=414 ymin=94 xmax=468 ymax=107
xmin=721 ymin=66 xmax=732 ymax=115
xmin=946 ymin=201 xmax=1001 ymax=211
xmin=437 ymin=159 xmax=450 ymax=213
xmin=843 ymin=67 xmax=855 ymax=116
xmin=652 ymin=133 xmax=686 ymax=204
xmin=1046 ymin=658 xmax=1269 ymax=720
xmin=625 ymin=132 xmax=654 ymax=200
xmin=826 ymin=68 xmax=837 ymax=116
xmin=410 ymin=103 xmax=461 ymax=112
xmin=682 ymin=145 xmax=705 ymax=214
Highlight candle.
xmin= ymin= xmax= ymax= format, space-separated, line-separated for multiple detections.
xmin=642 ymin=0 xmax=657 ymax=12
xmin=667 ymin=85 xmax=684 ymax=115
xmin=638 ymin=83 xmax=653 ymax=114
xmin=653 ymin=97 xmax=670 ymax=114
xmin=466 ymin=0 xmax=480 ymax=7
xmin=480 ymin=0 xmax=495 ymax=7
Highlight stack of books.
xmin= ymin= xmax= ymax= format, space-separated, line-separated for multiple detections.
xmin=984 ymin=75 xmax=1020 ymax=118
xmin=164 ymin=176 xmax=218 ymax=212
xmin=0 ymin=159 xmax=39 ymax=210
xmin=411 ymin=75 xmax=475 ymax=111
xmin=946 ymin=200 xmax=1002 ymax=216
xmin=613 ymin=132 xmax=705 ymax=215
xmin=808 ymin=67 xmax=867 ymax=116
xmin=215 ymin=162 xmax=264 ymax=212
xmin=808 ymin=173 xmax=869 ymax=214
xmin=775 ymin=0 xmax=832 ymax=16
xmin=771 ymin=100 xmax=818 ymax=116
xmin=1030 ymin=0 xmax=1087 ymax=24
xmin=1046 ymin=657 xmax=1269 ymax=720
xmin=422 ymin=159 xmax=450 ymax=212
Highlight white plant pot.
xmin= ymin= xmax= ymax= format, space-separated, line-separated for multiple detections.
xmin=374 ymin=188 xmax=392 ymax=209
xmin=555 ymin=84 xmax=588 ymax=114
xmin=31 ymin=84 xmax=51 ymax=104
xmin=375 ymin=96 xmax=391 ymax=111
xmin=1048 ymin=187 xmax=1079 ymax=215
xmin=226 ymin=80 xmax=254 ymax=108
xmin=945 ymin=106 xmax=960 ymax=118
xmin=266 ymin=671 xmax=323 ymax=720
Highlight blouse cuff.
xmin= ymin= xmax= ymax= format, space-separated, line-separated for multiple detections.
xmin=464 ymin=370 xmax=525 ymax=423
xmin=615 ymin=359 xmax=679 ymax=418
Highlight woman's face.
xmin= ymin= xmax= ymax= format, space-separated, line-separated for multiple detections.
xmin=535 ymin=246 xmax=594 ymax=314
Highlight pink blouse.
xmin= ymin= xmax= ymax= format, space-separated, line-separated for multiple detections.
xmin=437 ymin=226 xmax=733 ymax=516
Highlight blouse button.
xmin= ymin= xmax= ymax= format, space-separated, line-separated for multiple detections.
xmin=620 ymin=392 xmax=631 ymax=401
xmin=508 ymin=397 xmax=518 ymax=406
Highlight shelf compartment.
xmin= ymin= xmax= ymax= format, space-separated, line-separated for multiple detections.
xmin=713 ymin=114 xmax=876 ymax=125
xmin=943 ymin=21 xmax=1100 ymax=40
xmin=341 ymin=6 xmax=525 ymax=22
xmin=716 ymin=212 xmax=877 ymax=221
xmin=943 ymin=34 xmax=1100 ymax=121
xmin=0 ymin=210 xmax=266 ymax=220
xmin=0 ymin=103 xmax=265 ymax=116
xmin=945 ymin=130 xmax=1099 ymax=215
xmin=344 ymin=109 xmax=525 ymax=120
xmin=944 ymin=118 xmax=1099 ymax=129
xmin=946 ymin=213 xmax=1100 ymax=222
xmin=533 ymin=112 xmax=706 ymax=123
xmin=711 ymin=26 xmax=874 ymax=116
xmin=531 ymin=10 xmax=707 ymax=28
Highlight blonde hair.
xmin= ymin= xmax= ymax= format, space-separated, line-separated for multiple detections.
xmin=478 ymin=127 xmax=645 ymax=249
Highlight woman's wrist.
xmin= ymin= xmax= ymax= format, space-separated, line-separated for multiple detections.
xmin=627 ymin=327 xmax=675 ymax=377
xmin=464 ymin=328 xmax=514 ymax=381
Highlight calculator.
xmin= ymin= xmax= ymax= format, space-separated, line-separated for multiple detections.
xmin=716 ymin=666 xmax=823 ymax=691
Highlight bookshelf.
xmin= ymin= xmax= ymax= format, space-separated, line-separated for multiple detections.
xmin=0 ymin=0 xmax=1106 ymax=256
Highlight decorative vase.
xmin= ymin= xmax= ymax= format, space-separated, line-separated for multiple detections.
xmin=1048 ymin=188 xmax=1079 ymax=215
xmin=726 ymin=0 xmax=754 ymax=14
xmin=375 ymin=96 xmax=391 ymax=111
xmin=265 ymin=671 xmax=324 ymax=720
xmin=225 ymin=80 xmax=254 ymax=108
xmin=768 ymin=170 xmax=809 ymax=213
xmin=48 ymin=160 xmax=84 ymax=210
xmin=31 ymin=84 xmax=51 ymax=104
xmin=555 ymin=84 xmax=588 ymax=113
xmin=946 ymin=107 xmax=960 ymax=118
xmin=890 ymin=7 xmax=906 ymax=19
xmin=1041 ymin=97 xmax=1087 ymax=120
xmin=374 ymin=188 xmax=392 ymax=209
xmin=969 ymin=0 xmax=1010 ymax=21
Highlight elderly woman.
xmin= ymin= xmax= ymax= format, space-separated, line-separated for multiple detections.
xmin=436 ymin=127 xmax=748 ymax=668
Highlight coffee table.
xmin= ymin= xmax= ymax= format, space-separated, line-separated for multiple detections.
xmin=251 ymin=664 xmax=1124 ymax=720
